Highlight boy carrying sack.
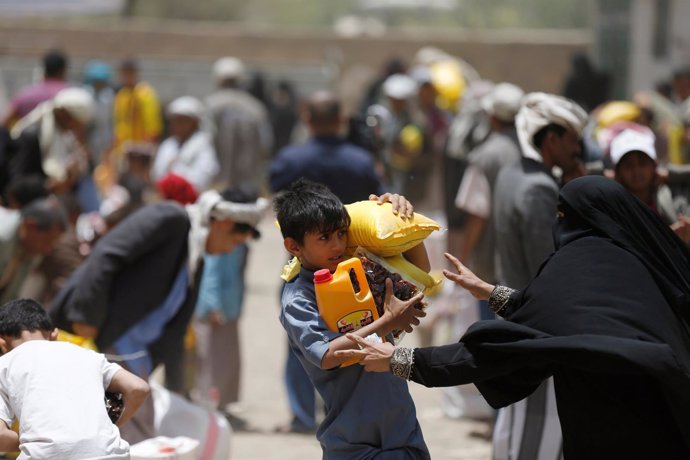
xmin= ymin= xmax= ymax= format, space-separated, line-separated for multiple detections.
xmin=274 ymin=179 xmax=430 ymax=459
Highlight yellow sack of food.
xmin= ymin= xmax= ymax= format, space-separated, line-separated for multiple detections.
xmin=382 ymin=254 xmax=443 ymax=297
xmin=345 ymin=201 xmax=440 ymax=257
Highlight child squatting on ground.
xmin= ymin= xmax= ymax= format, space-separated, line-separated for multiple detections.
xmin=0 ymin=298 xmax=150 ymax=459
xmin=274 ymin=179 xmax=431 ymax=459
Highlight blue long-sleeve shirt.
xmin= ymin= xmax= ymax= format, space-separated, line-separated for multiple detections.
xmin=195 ymin=244 xmax=247 ymax=321
xmin=279 ymin=266 xmax=429 ymax=459
xmin=269 ymin=135 xmax=384 ymax=202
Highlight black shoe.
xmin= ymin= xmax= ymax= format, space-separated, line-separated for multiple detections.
xmin=223 ymin=412 xmax=250 ymax=432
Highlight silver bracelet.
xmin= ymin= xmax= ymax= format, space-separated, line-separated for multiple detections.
xmin=390 ymin=347 xmax=414 ymax=380
xmin=488 ymin=285 xmax=516 ymax=316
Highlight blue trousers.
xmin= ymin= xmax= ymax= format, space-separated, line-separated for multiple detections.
xmin=284 ymin=345 xmax=317 ymax=430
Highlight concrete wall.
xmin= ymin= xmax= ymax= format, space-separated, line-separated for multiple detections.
xmin=0 ymin=18 xmax=591 ymax=113
xmin=629 ymin=0 xmax=690 ymax=95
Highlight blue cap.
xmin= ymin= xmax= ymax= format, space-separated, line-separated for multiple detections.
xmin=84 ymin=60 xmax=112 ymax=83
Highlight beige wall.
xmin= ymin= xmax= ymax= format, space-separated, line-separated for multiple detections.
xmin=0 ymin=18 xmax=590 ymax=111
xmin=629 ymin=0 xmax=690 ymax=95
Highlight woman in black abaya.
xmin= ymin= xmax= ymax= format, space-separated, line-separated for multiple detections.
xmin=336 ymin=175 xmax=690 ymax=459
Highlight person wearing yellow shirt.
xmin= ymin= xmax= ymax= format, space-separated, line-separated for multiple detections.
xmin=112 ymin=58 xmax=163 ymax=157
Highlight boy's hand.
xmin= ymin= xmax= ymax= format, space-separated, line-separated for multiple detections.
xmin=369 ymin=193 xmax=414 ymax=219
xmin=381 ymin=278 xmax=425 ymax=334
xmin=107 ymin=369 xmax=150 ymax=427
xmin=207 ymin=311 xmax=226 ymax=327
xmin=0 ymin=420 xmax=19 ymax=453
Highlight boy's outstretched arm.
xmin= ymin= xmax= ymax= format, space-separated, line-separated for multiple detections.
xmin=107 ymin=369 xmax=150 ymax=427
xmin=320 ymin=278 xmax=425 ymax=370
xmin=0 ymin=421 xmax=19 ymax=452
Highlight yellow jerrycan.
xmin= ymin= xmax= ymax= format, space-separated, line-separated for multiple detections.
xmin=314 ymin=257 xmax=381 ymax=367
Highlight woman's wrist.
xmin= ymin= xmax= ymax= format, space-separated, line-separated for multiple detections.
xmin=390 ymin=347 xmax=414 ymax=380
xmin=488 ymin=285 xmax=517 ymax=316
xmin=478 ymin=281 xmax=496 ymax=300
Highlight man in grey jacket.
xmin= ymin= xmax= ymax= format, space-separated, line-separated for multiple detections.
xmin=492 ymin=92 xmax=587 ymax=460
xmin=205 ymin=57 xmax=272 ymax=190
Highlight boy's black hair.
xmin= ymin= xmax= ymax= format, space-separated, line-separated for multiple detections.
xmin=0 ymin=299 xmax=53 ymax=338
xmin=533 ymin=123 xmax=567 ymax=149
xmin=273 ymin=179 xmax=350 ymax=245
xmin=6 ymin=175 xmax=49 ymax=208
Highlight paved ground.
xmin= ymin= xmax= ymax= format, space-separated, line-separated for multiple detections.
xmin=229 ymin=218 xmax=492 ymax=459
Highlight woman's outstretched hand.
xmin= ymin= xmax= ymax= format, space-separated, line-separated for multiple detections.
xmin=333 ymin=333 xmax=396 ymax=372
xmin=442 ymin=252 xmax=495 ymax=301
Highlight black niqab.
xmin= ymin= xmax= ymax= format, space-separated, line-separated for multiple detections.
xmin=411 ymin=175 xmax=690 ymax=458
xmin=558 ymin=175 xmax=690 ymax=332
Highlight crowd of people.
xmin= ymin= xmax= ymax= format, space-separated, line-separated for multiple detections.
xmin=0 ymin=44 xmax=689 ymax=459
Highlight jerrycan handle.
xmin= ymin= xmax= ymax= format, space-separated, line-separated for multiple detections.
xmin=338 ymin=257 xmax=370 ymax=300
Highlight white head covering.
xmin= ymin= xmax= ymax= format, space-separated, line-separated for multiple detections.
xmin=481 ymin=82 xmax=524 ymax=123
xmin=382 ymin=74 xmax=417 ymax=100
xmin=10 ymin=87 xmax=94 ymax=181
xmin=186 ymin=190 xmax=269 ymax=276
xmin=413 ymin=46 xmax=452 ymax=66
xmin=11 ymin=87 xmax=94 ymax=138
xmin=610 ymin=128 xmax=657 ymax=166
xmin=409 ymin=66 xmax=433 ymax=85
xmin=516 ymin=92 xmax=588 ymax=162
xmin=167 ymin=96 xmax=204 ymax=119
xmin=213 ymin=57 xmax=245 ymax=82
xmin=53 ymin=87 xmax=94 ymax=125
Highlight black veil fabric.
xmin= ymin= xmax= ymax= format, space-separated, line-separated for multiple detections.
xmin=411 ymin=175 xmax=690 ymax=457
xmin=558 ymin=175 xmax=690 ymax=332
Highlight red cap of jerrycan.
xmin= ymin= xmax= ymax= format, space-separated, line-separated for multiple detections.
xmin=314 ymin=269 xmax=333 ymax=284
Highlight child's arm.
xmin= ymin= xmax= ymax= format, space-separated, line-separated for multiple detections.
xmin=320 ymin=279 xmax=425 ymax=369
xmin=0 ymin=421 xmax=18 ymax=452
xmin=402 ymin=242 xmax=431 ymax=273
xmin=106 ymin=369 xmax=150 ymax=427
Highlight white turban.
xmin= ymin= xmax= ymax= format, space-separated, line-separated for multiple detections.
xmin=516 ymin=92 xmax=588 ymax=162
xmin=53 ymin=87 xmax=94 ymax=125
xmin=186 ymin=190 xmax=269 ymax=277
xmin=213 ymin=57 xmax=245 ymax=82
xmin=167 ymin=96 xmax=204 ymax=119
xmin=10 ymin=87 xmax=94 ymax=181
xmin=11 ymin=87 xmax=94 ymax=139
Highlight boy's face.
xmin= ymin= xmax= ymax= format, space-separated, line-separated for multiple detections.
xmin=285 ymin=226 xmax=348 ymax=273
